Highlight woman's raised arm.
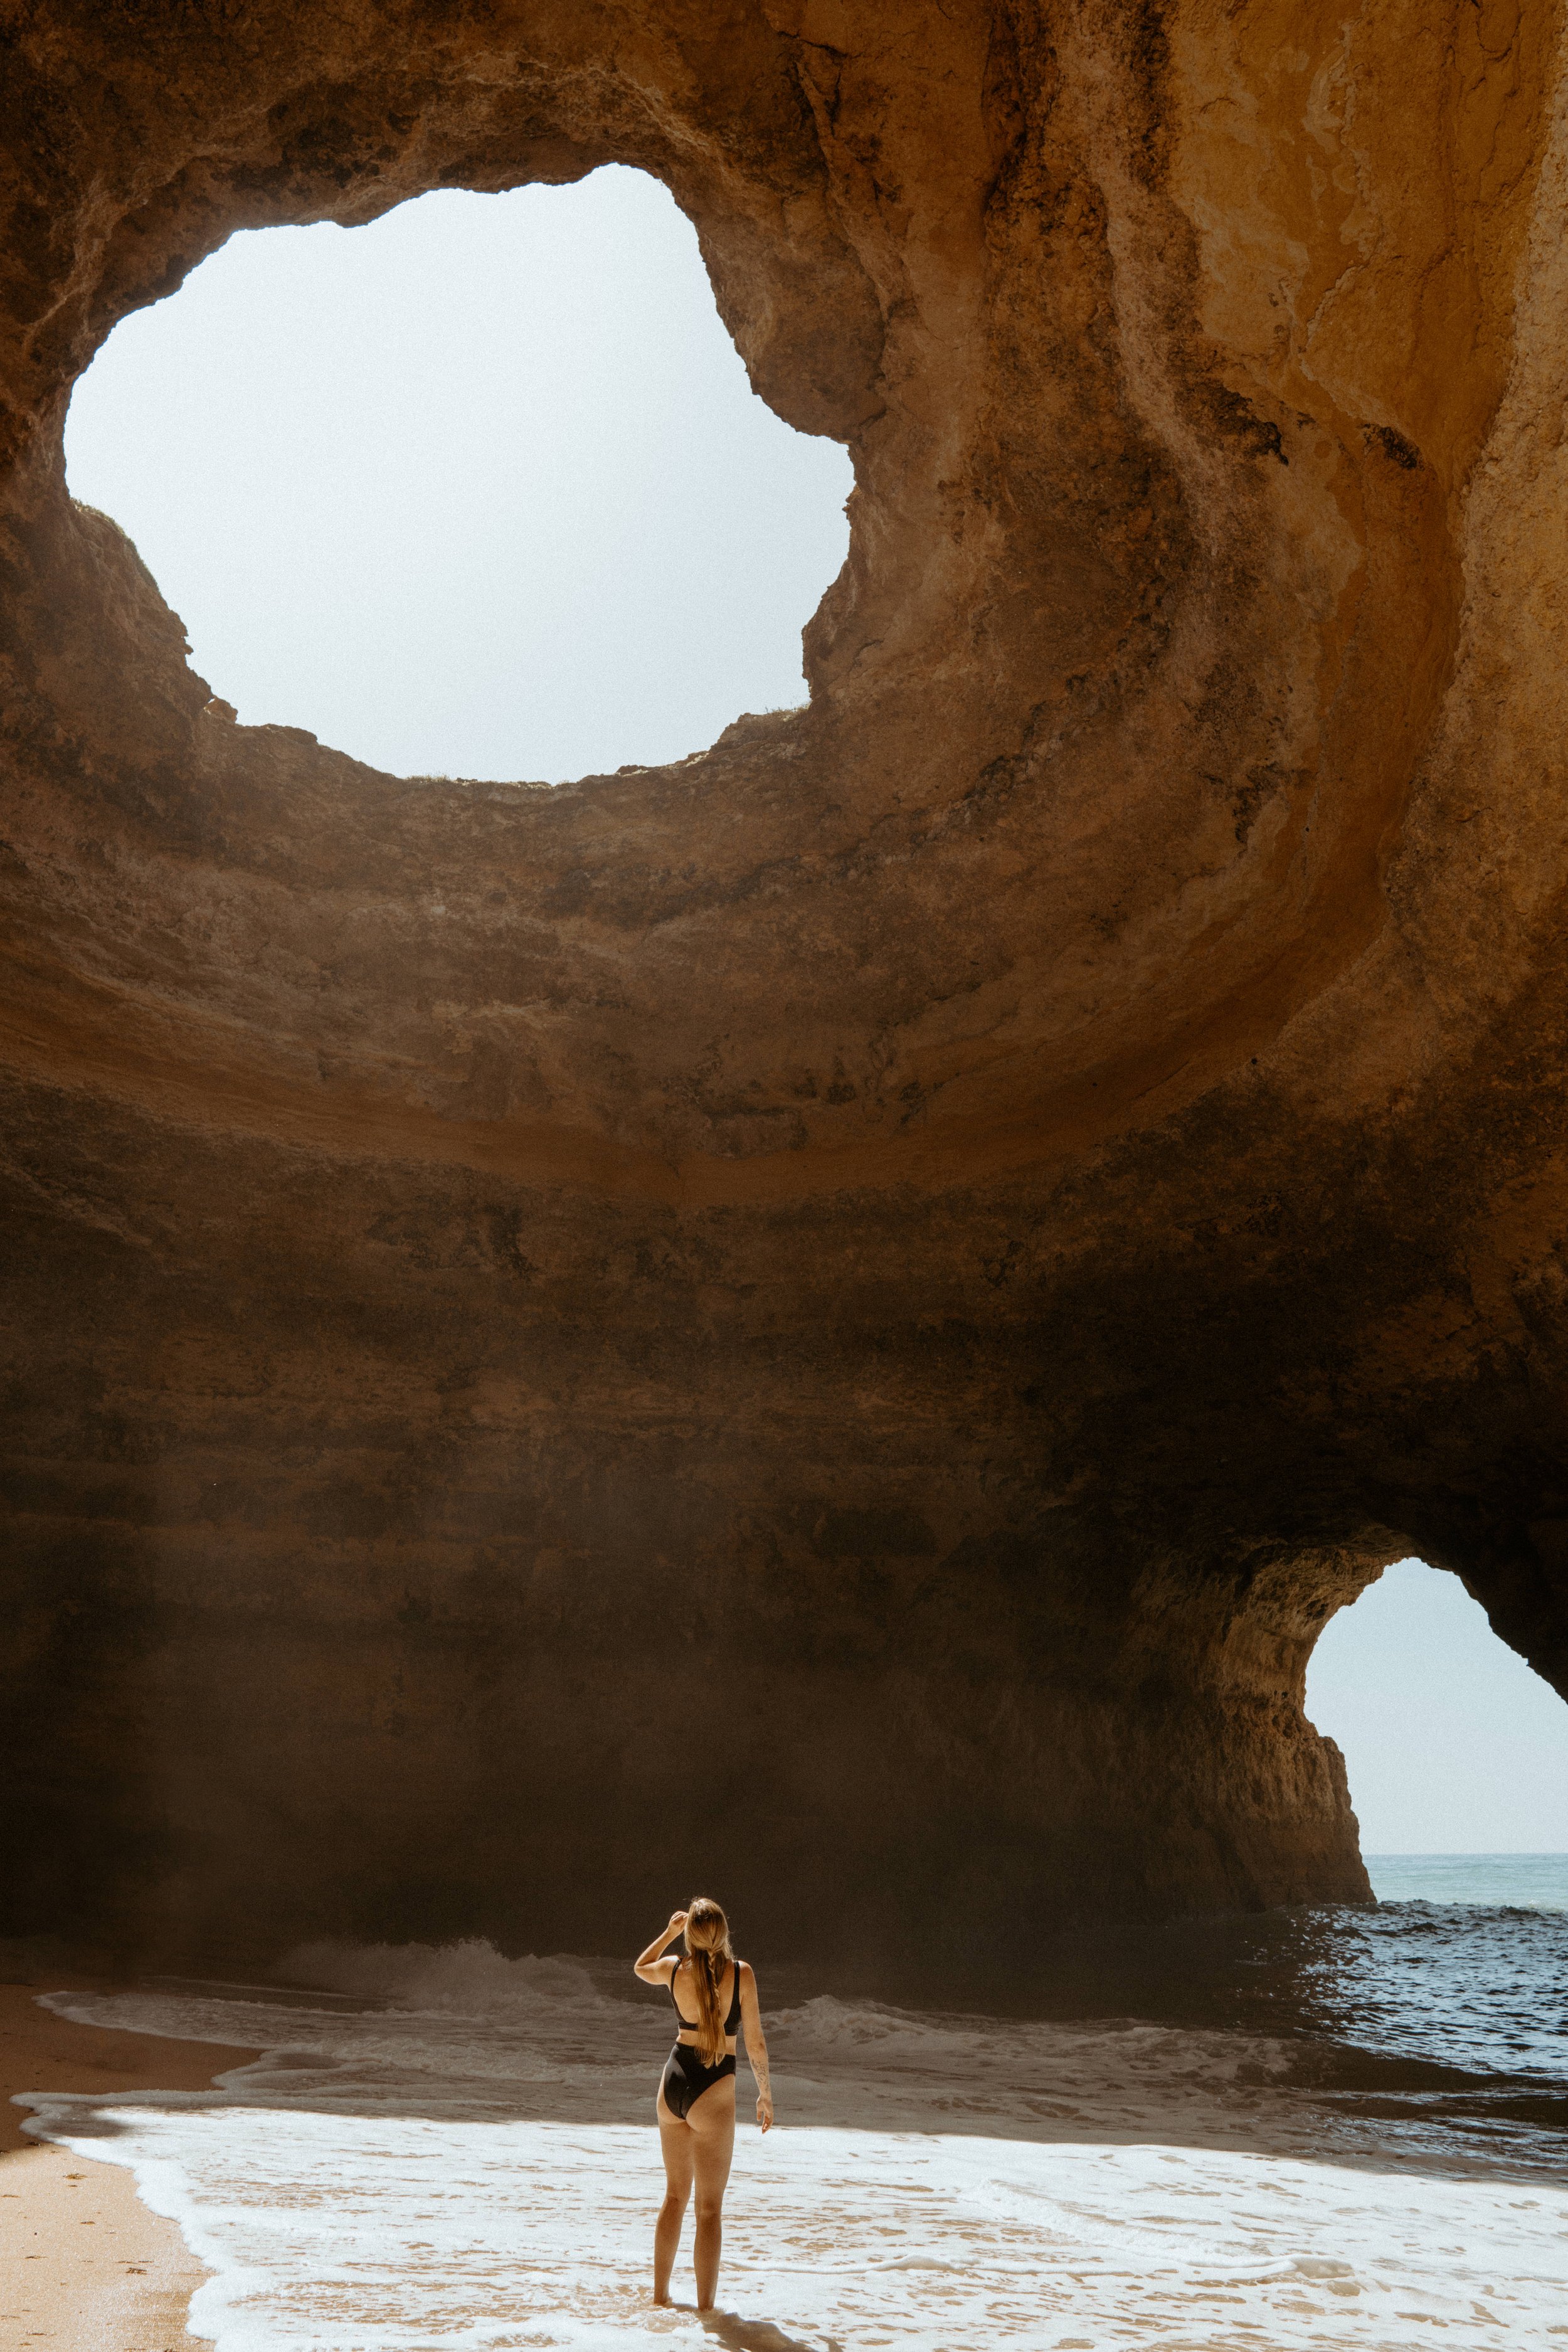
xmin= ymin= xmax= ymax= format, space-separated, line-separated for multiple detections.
xmin=633 ymin=1909 xmax=688 ymax=1984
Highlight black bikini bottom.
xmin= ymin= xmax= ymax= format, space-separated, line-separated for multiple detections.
xmin=661 ymin=2040 xmax=736 ymax=2121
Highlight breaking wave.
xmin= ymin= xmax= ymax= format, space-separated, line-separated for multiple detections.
xmin=17 ymin=1895 xmax=1568 ymax=2350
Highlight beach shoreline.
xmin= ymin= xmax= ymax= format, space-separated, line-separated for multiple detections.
xmin=1 ymin=1969 xmax=259 ymax=2352
xmin=7 ymin=1931 xmax=1567 ymax=2348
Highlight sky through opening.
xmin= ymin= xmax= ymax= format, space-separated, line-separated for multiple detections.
xmin=1306 ymin=1557 xmax=1568 ymax=1853
xmin=63 ymin=167 xmax=853 ymax=783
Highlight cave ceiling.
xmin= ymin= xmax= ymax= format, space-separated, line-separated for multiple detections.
xmin=1 ymin=1 xmax=1565 ymax=1969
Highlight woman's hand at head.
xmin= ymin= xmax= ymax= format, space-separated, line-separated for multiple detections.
xmin=666 ymin=1909 xmax=688 ymax=1934
xmin=756 ymin=2091 xmax=773 ymax=2133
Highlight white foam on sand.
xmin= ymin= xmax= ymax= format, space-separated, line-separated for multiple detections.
xmin=18 ymin=1941 xmax=1568 ymax=2351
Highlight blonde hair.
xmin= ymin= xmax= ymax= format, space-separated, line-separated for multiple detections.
xmin=682 ymin=1896 xmax=735 ymax=2064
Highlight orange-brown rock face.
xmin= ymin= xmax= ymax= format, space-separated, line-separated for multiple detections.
xmin=3 ymin=3 xmax=1565 ymax=1981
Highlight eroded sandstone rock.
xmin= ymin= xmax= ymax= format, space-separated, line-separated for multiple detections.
xmin=2 ymin=1 xmax=1565 ymax=1978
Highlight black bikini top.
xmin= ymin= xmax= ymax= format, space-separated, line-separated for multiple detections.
xmin=670 ymin=1955 xmax=742 ymax=2038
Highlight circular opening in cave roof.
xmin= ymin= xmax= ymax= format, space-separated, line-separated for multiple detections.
xmin=63 ymin=165 xmax=854 ymax=785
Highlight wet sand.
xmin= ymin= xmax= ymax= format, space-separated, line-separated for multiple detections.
xmin=12 ymin=1934 xmax=1568 ymax=2348
xmin=0 ymin=1976 xmax=258 ymax=2351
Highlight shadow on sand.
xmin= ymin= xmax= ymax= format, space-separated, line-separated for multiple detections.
xmin=698 ymin=2307 xmax=835 ymax=2352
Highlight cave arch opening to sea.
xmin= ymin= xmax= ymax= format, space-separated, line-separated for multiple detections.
xmin=62 ymin=165 xmax=854 ymax=785
xmin=1306 ymin=1557 xmax=1568 ymax=1898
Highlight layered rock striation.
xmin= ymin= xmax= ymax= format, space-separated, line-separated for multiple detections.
xmin=3 ymin=1 xmax=1566 ymax=1979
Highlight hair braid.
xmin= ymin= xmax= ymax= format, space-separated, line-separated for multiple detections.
xmin=683 ymin=1895 xmax=735 ymax=2065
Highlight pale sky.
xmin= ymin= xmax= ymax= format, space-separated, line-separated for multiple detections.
xmin=63 ymin=166 xmax=853 ymax=782
xmin=1306 ymin=1557 xmax=1568 ymax=1851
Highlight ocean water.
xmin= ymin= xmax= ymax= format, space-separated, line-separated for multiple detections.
xmin=17 ymin=1873 xmax=1568 ymax=2351
xmin=1364 ymin=1852 xmax=1568 ymax=1909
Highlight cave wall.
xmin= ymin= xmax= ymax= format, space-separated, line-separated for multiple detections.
xmin=3 ymin=0 xmax=1567 ymax=1979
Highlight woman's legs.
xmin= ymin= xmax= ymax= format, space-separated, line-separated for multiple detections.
xmin=685 ymin=2079 xmax=737 ymax=2311
xmin=654 ymin=2089 xmax=694 ymax=2304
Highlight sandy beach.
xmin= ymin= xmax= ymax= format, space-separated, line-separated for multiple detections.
xmin=11 ymin=1936 xmax=1565 ymax=2351
xmin=1 ymin=1973 xmax=257 ymax=2352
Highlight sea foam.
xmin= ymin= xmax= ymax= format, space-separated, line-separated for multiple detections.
xmin=18 ymin=1939 xmax=1568 ymax=2351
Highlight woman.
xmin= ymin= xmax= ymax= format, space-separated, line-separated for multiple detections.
xmin=633 ymin=1895 xmax=773 ymax=2309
